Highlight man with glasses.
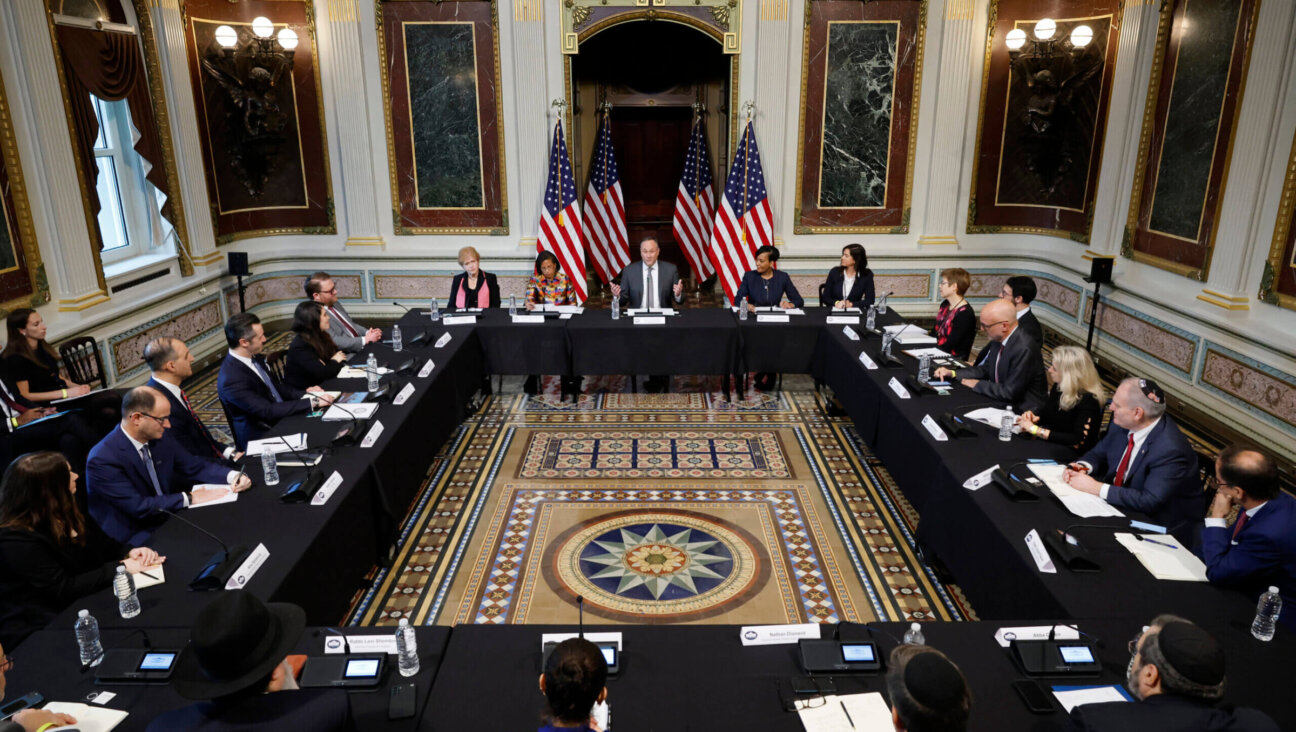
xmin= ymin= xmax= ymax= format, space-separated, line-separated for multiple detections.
xmin=1067 ymin=615 xmax=1279 ymax=731
xmin=933 ymin=299 xmax=1047 ymax=412
xmin=305 ymin=272 xmax=381 ymax=354
xmin=1199 ymin=445 xmax=1296 ymax=628
xmin=0 ymin=643 xmax=77 ymax=731
xmin=86 ymin=387 xmax=250 ymax=545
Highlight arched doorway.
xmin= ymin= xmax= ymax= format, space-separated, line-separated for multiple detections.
xmin=568 ymin=21 xmax=733 ymax=290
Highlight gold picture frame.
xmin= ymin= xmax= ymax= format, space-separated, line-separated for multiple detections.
xmin=0 ymin=67 xmax=50 ymax=313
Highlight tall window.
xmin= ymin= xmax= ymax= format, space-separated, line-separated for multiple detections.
xmin=91 ymin=95 xmax=174 ymax=265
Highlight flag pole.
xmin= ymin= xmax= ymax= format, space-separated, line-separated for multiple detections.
xmin=740 ymin=100 xmax=756 ymax=246
xmin=551 ymin=99 xmax=567 ymax=228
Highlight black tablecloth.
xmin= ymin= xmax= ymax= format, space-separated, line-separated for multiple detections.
xmin=565 ymin=308 xmax=740 ymax=375
xmin=737 ymin=307 xmax=835 ymax=373
xmin=470 ymin=308 xmax=571 ymax=375
xmin=6 ymin=626 xmax=450 ymax=731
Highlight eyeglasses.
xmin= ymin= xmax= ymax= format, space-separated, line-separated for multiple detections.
xmin=320 ymin=286 xmax=337 ymax=295
xmin=136 ymin=412 xmax=170 ymax=426
xmin=1206 ymin=475 xmax=1233 ymax=490
xmin=1127 ymin=634 xmax=1143 ymax=656
xmin=0 ymin=654 xmax=13 ymax=673
xmin=978 ymin=319 xmax=1010 ymax=331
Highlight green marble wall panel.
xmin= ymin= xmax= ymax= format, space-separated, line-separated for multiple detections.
xmin=818 ymin=22 xmax=898 ymax=209
xmin=405 ymin=22 xmax=484 ymax=209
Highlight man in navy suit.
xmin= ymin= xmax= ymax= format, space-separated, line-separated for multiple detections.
xmin=1001 ymin=275 xmax=1044 ymax=347
xmin=144 ymin=336 xmax=241 ymax=465
xmin=609 ymin=237 xmax=684 ymax=392
xmin=1064 ymin=377 xmax=1200 ymax=540
xmin=216 ymin=313 xmax=325 ymax=451
xmin=1199 ymin=445 xmax=1296 ymax=627
xmin=87 ymin=387 xmax=251 ymax=545
xmin=933 ymin=299 xmax=1047 ymax=412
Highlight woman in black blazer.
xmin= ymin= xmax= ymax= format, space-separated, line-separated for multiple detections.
xmin=820 ymin=243 xmax=875 ymax=310
xmin=733 ymin=246 xmax=804 ymax=309
xmin=0 ymin=452 xmax=161 ymax=649
xmin=448 ymin=246 xmax=501 ymax=309
xmin=284 ymin=302 xmax=346 ymax=390
xmin=932 ymin=267 xmax=976 ymax=361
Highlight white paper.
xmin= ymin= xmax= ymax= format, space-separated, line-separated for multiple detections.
xmin=888 ymin=377 xmax=911 ymax=399
xmin=559 ymin=313 xmax=574 ymax=320
xmin=902 ymin=347 xmax=953 ymax=359
xmin=555 ymin=305 xmax=585 ymax=315
xmin=87 ymin=691 xmax=117 ymax=705
xmin=361 ymin=420 xmax=384 ymax=448
xmin=434 ymin=333 xmax=452 ymax=348
xmin=796 ymin=693 xmax=893 ymax=732
xmin=921 ymin=415 xmax=949 ymax=442
xmin=132 ymin=565 xmax=165 ymax=590
xmin=441 ymin=315 xmax=477 ymax=325
xmin=627 ymin=308 xmax=673 ymax=316
xmin=1025 ymin=529 xmax=1057 ymax=573
xmin=188 ymin=486 xmax=237 ymax=508
xmin=829 ymin=307 xmax=862 ymax=313
xmin=1114 ymin=533 xmax=1209 ymax=581
xmin=756 ymin=314 xmax=790 ymax=323
xmin=963 ymin=464 xmax=1000 ymax=491
xmin=738 ymin=623 xmax=820 ymax=646
xmin=247 ymin=433 xmax=307 ymax=455
xmin=858 ymin=351 xmax=878 ymax=370
xmin=1052 ymin=686 xmax=1130 ymax=713
xmin=897 ymin=333 xmax=937 ymax=345
xmin=418 ymin=360 xmax=435 ymax=378
xmin=393 ymin=382 xmax=416 ymax=406
xmin=1028 ymin=464 xmax=1127 ymax=518
xmin=225 ymin=543 xmax=270 ymax=590
xmin=324 ymin=634 xmax=400 ymax=655
xmin=310 ymin=471 xmax=345 ymax=506
xmin=843 ymin=326 xmax=860 ymax=341
xmin=826 ymin=315 xmax=860 ymax=325
xmin=993 ymin=624 xmax=1080 ymax=648
xmin=634 ymin=316 xmax=666 ymax=325
xmin=338 ymin=367 xmax=391 ymax=378
xmin=49 ymin=387 xmax=115 ymax=405
xmin=511 ymin=315 xmax=545 ymax=324
xmin=323 ymin=402 xmax=378 ymax=422
xmin=39 ymin=703 xmax=127 ymax=732
xmin=783 ymin=308 xmax=806 ymax=315
xmin=965 ymin=407 xmax=1023 ymax=435
xmin=883 ymin=324 xmax=926 ymax=336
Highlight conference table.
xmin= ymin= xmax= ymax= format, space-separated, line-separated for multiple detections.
xmin=12 ymin=305 xmax=1296 ymax=728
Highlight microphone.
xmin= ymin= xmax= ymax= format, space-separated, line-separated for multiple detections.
xmin=326 ymin=627 xmax=352 ymax=654
xmin=1049 ymin=623 xmax=1105 ymax=649
xmin=391 ymin=301 xmax=411 ymax=313
xmin=391 ymin=301 xmax=429 ymax=345
xmin=577 ymin=596 xmax=584 ymax=639
xmin=276 ymin=434 xmax=324 ymax=503
xmin=1059 ymin=522 xmax=1124 ymax=542
xmin=160 ymin=509 xmax=250 ymax=591
xmin=329 ymin=402 xmax=372 ymax=447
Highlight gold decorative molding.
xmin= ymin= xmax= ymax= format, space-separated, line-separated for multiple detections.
xmin=562 ymin=0 xmax=741 ymax=55
xmin=57 ymin=289 xmax=111 ymax=312
xmin=0 ymin=65 xmax=49 ymax=313
xmin=1260 ymin=123 xmax=1296 ymax=310
xmin=1197 ymin=288 xmax=1249 ymax=310
xmin=917 ymin=235 xmax=959 ymax=246
xmin=345 ymin=236 xmax=386 ymax=248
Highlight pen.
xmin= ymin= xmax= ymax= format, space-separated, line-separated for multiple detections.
xmin=140 ymin=571 xmax=160 ymax=580
xmin=1135 ymin=535 xmax=1176 ymax=549
xmin=840 ymin=700 xmax=855 ymax=728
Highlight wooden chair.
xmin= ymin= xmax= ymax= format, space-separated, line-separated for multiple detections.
xmin=265 ymin=349 xmax=289 ymax=384
xmin=58 ymin=337 xmax=106 ymax=389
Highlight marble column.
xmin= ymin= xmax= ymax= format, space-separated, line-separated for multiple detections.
xmin=1 ymin=2 xmax=108 ymax=311
xmin=504 ymin=0 xmax=550 ymax=244
xmin=916 ymin=0 xmax=977 ymax=247
xmin=1197 ymin=0 xmax=1296 ymax=310
xmin=323 ymin=0 xmax=384 ymax=248
xmin=1085 ymin=0 xmax=1159 ymax=268
xmin=143 ymin=0 xmax=222 ymax=270
xmin=754 ymin=0 xmax=792 ymax=240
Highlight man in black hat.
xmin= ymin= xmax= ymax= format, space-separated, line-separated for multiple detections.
xmin=1063 ymin=377 xmax=1200 ymax=542
xmin=145 ymin=591 xmax=354 ymax=731
xmin=1066 ymin=615 xmax=1279 ymax=731
xmin=885 ymin=644 xmax=971 ymax=732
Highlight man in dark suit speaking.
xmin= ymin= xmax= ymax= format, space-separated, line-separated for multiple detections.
xmin=933 ymin=299 xmax=1047 ymax=412
xmin=609 ymin=237 xmax=685 ymax=392
xmin=1199 ymin=445 xmax=1296 ymax=628
xmin=217 ymin=313 xmax=326 ymax=451
xmin=1064 ymin=377 xmax=1200 ymax=540
xmin=87 ymin=387 xmax=250 ymax=545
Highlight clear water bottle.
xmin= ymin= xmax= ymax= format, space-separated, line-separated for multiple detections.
xmin=428 ymin=297 xmax=440 ymax=322
xmin=918 ymin=353 xmax=932 ymax=383
xmin=878 ymin=294 xmax=889 ymax=314
xmin=114 ymin=565 xmax=141 ymax=619
xmin=738 ymin=297 xmax=748 ymax=321
xmin=882 ymin=332 xmax=894 ymax=359
xmin=509 ymin=294 xmax=517 ymax=317
xmin=903 ymin=622 xmax=925 ymax=646
xmin=611 ymin=293 xmax=620 ymax=320
xmin=392 ymin=324 xmax=402 ymax=353
xmin=261 ymin=445 xmax=280 ymax=486
xmin=395 ymin=618 xmax=420 ymax=677
xmin=366 ymin=353 xmax=380 ymax=392
xmin=75 ymin=609 xmax=104 ymax=667
xmin=999 ymin=407 xmax=1014 ymax=442
xmin=1251 ymin=586 xmax=1282 ymax=641
xmin=866 ymin=305 xmax=877 ymax=331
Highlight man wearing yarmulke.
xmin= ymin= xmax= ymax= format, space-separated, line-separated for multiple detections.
xmin=1063 ymin=377 xmax=1200 ymax=543
xmin=1066 ymin=615 xmax=1279 ymax=731
xmin=885 ymin=644 xmax=971 ymax=731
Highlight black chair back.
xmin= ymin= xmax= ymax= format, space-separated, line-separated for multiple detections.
xmin=265 ymin=349 xmax=288 ymax=383
xmin=59 ymin=337 xmax=107 ymax=389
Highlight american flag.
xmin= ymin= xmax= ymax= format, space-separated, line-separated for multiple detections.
xmin=581 ymin=116 xmax=629 ymax=285
xmin=538 ymin=120 xmax=586 ymax=302
xmin=672 ymin=118 xmax=717 ymax=283
xmin=708 ymin=120 xmax=772 ymax=304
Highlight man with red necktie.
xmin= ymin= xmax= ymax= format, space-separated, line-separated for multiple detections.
xmin=304 ymin=272 xmax=381 ymax=354
xmin=1063 ymin=377 xmax=1200 ymax=542
xmin=1198 ymin=445 xmax=1296 ymax=629
xmin=144 ymin=337 xmax=241 ymax=466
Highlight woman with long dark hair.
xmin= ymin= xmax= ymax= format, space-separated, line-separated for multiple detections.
xmin=820 ymin=243 xmax=875 ymax=310
xmin=0 ymin=452 xmax=162 ymax=649
xmin=284 ymin=302 xmax=347 ymax=390
xmin=2 ymin=308 xmax=120 ymax=435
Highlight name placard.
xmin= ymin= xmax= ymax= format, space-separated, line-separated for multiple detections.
xmin=418 ymin=360 xmax=435 ymax=378
xmin=434 ymin=333 xmax=452 ymax=348
xmin=858 ymin=351 xmax=878 ymax=370
xmin=921 ymin=415 xmax=949 ymax=442
xmin=361 ymin=421 xmax=384 ymax=448
xmin=511 ymin=315 xmax=544 ymax=324
xmin=827 ymin=316 xmax=860 ymax=325
xmin=756 ymin=314 xmax=790 ymax=323
xmin=225 ymin=543 xmax=270 ymax=590
xmin=442 ymin=315 xmax=476 ymax=326
xmin=393 ymin=382 xmax=417 ymax=406
xmin=310 ymin=471 xmax=345 ymax=506
xmin=634 ymin=316 xmax=666 ymax=325
xmin=888 ymin=377 xmax=910 ymax=399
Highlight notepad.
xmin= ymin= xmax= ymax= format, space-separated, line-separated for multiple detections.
xmin=247 ymin=433 xmax=307 ymax=454
xmin=1051 ymin=685 xmax=1133 ymax=712
xmin=40 ymin=702 xmax=128 ymax=731
xmin=322 ymin=402 xmax=379 ymax=421
xmin=796 ymin=692 xmax=892 ymax=732
xmin=1114 ymin=532 xmax=1208 ymax=581
xmin=1028 ymin=464 xmax=1127 ymax=518
xmin=133 ymin=565 xmax=165 ymax=590
xmin=187 ymin=486 xmax=238 ymax=508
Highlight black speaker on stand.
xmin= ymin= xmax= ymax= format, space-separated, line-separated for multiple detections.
xmin=228 ymin=252 xmax=250 ymax=313
xmin=1083 ymin=257 xmax=1112 ymax=354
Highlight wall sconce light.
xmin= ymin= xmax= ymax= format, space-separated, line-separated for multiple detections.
xmin=200 ymin=17 xmax=298 ymax=197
